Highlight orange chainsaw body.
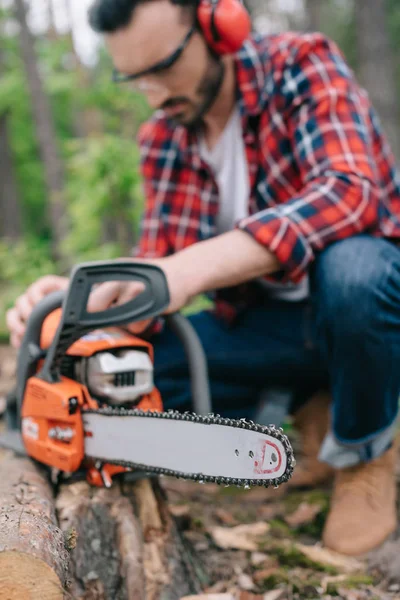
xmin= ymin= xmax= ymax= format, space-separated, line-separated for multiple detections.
xmin=21 ymin=309 xmax=163 ymax=486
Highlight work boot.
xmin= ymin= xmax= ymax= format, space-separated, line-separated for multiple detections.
xmin=287 ymin=390 xmax=334 ymax=488
xmin=322 ymin=444 xmax=398 ymax=556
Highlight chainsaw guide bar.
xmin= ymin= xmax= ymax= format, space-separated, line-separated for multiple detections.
xmin=83 ymin=407 xmax=296 ymax=488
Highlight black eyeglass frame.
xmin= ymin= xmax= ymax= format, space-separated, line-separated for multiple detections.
xmin=112 ymin=25 xmax=197 ymax=84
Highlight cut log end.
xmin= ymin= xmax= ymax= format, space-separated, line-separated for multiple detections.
xmin=0 ymin=551 xmax=64 ymax=600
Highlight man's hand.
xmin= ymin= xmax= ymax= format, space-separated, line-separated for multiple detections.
xmin=86 ymin=256 xmax=193 ymax=331
xmin=6 ymin=275 xmax=69 ymax=349
xmin=6 ymin=230 xmax=279 ymax=349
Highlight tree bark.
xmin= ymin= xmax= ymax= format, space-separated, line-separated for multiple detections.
xmin=0 ymin=450 xmax=69 ymax=599
xmin=0 ymin=112 xmax=22 ymax=241
xmin=56 ymin=476 xmax=204 ymax=600
xmin=14 ymin=0 xmax=69 ymax=265
xmin=305 ymin=0 xmax=323 ymax=32
xmin=354 ymin=0 xmax=400 ymax=161
xmin=0 ymin=43 xmax=22 ymax=241
xmin=0 ymin=443 xmax=204 ymax=600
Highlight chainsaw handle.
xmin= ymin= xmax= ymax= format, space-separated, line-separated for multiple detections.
xmin=13 ymin=261 xmax=212 ymax=421
xmin=39 ymin=261 xmax=170 ymax=383
xmin=15 ymin=290 xmax=65 ymax=424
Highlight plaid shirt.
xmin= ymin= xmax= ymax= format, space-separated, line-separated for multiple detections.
xmin=135 ymin=32 xmax=400 ymax=319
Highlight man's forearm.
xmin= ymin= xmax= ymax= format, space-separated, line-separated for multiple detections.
xmin=166 ymin=229 xmax=280 ymax=298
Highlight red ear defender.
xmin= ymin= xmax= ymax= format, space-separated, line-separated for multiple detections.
xmin=197 ymin=0 xmax=252 ymax=55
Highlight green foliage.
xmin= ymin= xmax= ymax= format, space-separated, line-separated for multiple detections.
xmin=0 ymin=33 xmax=50 ymax=240
xmin=62 ymin=134 xmax=145 ymax=262
xmin=0 ymin=238 xmax=57 ymax=333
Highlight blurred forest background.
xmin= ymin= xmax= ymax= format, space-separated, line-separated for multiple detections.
xmin=0 ymin=0 xmax=399 ymax=337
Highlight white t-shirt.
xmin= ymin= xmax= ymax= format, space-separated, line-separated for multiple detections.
xmin=199 ymin=106 xmax=309 ymax=301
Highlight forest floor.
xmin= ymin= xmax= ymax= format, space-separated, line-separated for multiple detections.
xmin=1 ymin=345 xmax=400 ymax=600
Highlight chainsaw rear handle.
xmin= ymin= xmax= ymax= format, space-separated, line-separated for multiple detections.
xmin=12 ymin=261 xmax=212 ymax=424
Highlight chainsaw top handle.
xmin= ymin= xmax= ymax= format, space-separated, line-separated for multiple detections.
xmin=15 ymin=260 xmax=212 ymax=420
xmin=40 ymin=261 xmax=170 ymax=383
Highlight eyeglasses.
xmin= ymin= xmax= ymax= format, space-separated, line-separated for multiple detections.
xmin=112 ymin=25 xmax=196 ymax=92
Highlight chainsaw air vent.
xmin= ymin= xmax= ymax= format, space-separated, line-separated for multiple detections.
xmin=85 ymin=348 xmax=154 ymax=405
xmin=114 ymin=371 xmax=136 ymax=387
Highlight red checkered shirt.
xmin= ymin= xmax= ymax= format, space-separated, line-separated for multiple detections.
xmin=134 ymin=32 xmax=400 ymax=320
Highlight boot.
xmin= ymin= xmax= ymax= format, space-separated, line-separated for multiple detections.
xmin=287 ymin=390 xmax=335 ymax=488
xmin=322 ymin=444 xmax=398 ymax=555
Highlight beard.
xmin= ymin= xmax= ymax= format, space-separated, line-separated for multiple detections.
xmin=161 ymin=48 xmax=225 ymax=128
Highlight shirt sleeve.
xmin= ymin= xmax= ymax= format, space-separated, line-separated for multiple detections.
xmin=237 ymin=34 xmax=382 ymax=283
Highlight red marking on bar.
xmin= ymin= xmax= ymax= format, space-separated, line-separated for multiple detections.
xmin=253 ymin=440 xmax=282 ymax=475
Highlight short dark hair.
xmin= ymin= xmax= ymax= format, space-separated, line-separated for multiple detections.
xmin=88 ymin=0 xmax=198 ymax=33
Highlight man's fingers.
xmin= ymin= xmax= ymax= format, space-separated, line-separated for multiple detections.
xmin=87 ymin=281 xmax=146 ymax=313
xmin=15 ymin=294 xmax=36 ymax=323
xmin=116 ymin=282 xmax=145 ymax=306
xmin=87 ymin=281 xmax=122 ymax=313
xmin=126 ymin=317 xmax=152 ymax=335
xmin=10 ymin=332 xmax=22 ymax=350
xmin=28 ymin=275 xmax=68 ymax=305
xmin=6 ymin=308 xmax=25 ymax=338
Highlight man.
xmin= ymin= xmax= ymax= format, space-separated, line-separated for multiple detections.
xmin=7 ymin=0 xmax=400 ymax=556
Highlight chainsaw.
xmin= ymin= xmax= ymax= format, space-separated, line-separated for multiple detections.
xmin=0 ymin=261 xmax=295 ymax=489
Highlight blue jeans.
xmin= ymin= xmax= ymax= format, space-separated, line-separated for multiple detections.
xmin=153 ymin=235 xmax=400 ymax=467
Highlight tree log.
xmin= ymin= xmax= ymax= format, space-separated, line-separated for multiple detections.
xmin=55 ymin=475 xmax=204 ymax=600
xmin=0 ymin=441 xmax=204 ymax=599
xmin=0 ymin=450 xmax=69 ymax=599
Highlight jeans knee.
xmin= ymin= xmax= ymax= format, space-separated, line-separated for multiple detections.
xmin=312 ymin=236 xmax=396 ymax=335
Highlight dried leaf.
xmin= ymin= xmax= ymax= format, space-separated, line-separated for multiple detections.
xmin=210 ymin=522 xmax=270 ymax=551
xmin=258 ymin=503 xmax=285 ymax=520
xmin=295 ymin=543 xmax=365 ymax=573
xmin=262 ymin=590 xmax=288 ymax=600
xmin=337 ymin=589 xmax=365 ymax=600
xmin=253 ymin=565 xmax=280 ymax=585
xmin=284 ymin=502 xmax=322 ymax=527
xmin=215 ymin=508 xmax=239 ymax=526
xmin=238 ymin=593 xmax=265 ymax=600
xmin=180 ymin=596 xmax=235 ymax=600
xmin=169 ymin=504 xmax=190 ymax=517
xmin=320 ymin=574 xmax=348 ymax=592
xmin=253 ymin=561 xmax=279 ymax=585
xmin=250 ymin=552 xmax=268 ymax=567
xmin=238 ymin=573 xmax=254 ymax=591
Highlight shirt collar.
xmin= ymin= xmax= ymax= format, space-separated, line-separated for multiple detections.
xmin=234 ymin=32 xmax=270 ymax=118
xmin=177 ymin=33 xmax=270 ymax=157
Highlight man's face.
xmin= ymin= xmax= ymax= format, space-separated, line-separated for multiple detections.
xmin=105 ymin=0 xmax=224 ymax=126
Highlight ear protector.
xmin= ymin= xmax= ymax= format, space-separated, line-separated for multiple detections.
xmin=197 ymin=0 xmax=252 ymax=55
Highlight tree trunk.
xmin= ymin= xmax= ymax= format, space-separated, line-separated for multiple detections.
xmin=0 ymin=43 xmax=22 ymax=241
xmin=0 ymin=450 xmax=69 ymax=599
xmin=0 ymin=113 xmax=22 ymax=241
xmin=305 ymin=0 xmax=323 ymax=32
xmin=354 ymin=0 xmax=400 ymax=161
xmin=14 ymin=0 xmax=69 ymax=265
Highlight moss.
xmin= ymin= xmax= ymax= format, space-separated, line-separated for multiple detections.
xmin=269 ymin=544 xmax=338 ymax=574
xmin=258 ymin=569 xmax=290 ymax=589
xmin=343 ymin=574 xmax=375 ymax=588
xmin=268 ymin=519 xmax=295 ymax=539
xmin=284 ymin=489 xmax=330 ymax=514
